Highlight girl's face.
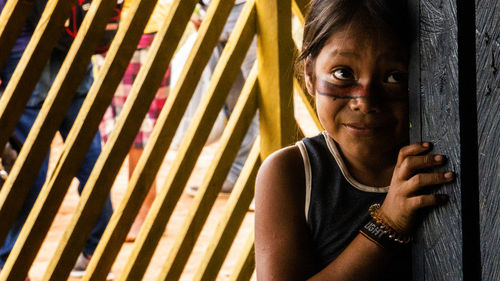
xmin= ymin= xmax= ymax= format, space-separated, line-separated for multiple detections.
xmin=305 ymin=22 xmax=409 ymax=162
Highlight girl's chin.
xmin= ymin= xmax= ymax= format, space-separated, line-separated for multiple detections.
xmin=340 ymin=140 xmax=399 ymax=158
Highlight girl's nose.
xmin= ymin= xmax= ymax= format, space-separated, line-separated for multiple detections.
xmin=348 ymin=81 xmax=382 ymax=113
xmin=348 ymin=97 xmax=380 ymax=113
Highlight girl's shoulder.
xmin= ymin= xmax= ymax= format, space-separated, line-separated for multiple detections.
xmin=258 ymin=144 xmax=304 ymax=186
xmin=256 ymin=132 xmax=326 ymax=195
xmin=260 ymin=132 xmax=325 ymax=175
xmin=255 ymin=144 xmax=306 ymax=212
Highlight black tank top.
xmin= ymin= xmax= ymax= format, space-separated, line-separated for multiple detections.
xmin=299 ymin=132 xmax=411 ymax=280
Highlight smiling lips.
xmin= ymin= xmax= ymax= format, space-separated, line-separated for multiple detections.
xmin=343 ymin=122 xmax=385 ymax=135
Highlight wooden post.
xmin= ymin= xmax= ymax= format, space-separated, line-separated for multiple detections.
xmin=408 ymin=2 xmax=463 ymax=279
xmin=476 ymin=0 xmax=499 ymax=280
xmin=409 ymin=0 xmax=498 ymax=280
xmin=256 ymin=0 xmax=295 ymax=158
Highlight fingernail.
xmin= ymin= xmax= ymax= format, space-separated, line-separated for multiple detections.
xmin=434 ymin=155 xmax=443 ymax=162
xmin=444 ymin=172 xmax=454 ymax=179
xmin=422 ymin=142 xmax=430 ymax=147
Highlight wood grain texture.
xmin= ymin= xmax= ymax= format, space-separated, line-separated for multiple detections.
xmin=410 ymin=1 xmax=463 ymax=280
xmin=476 ymin=0 xmax=500 ymax=280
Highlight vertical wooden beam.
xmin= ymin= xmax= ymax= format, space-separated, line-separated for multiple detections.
xmin=410 ymin=0 xmax=487 ymax=280
xmin=476 ymin=0 xmax=499 ymax=280
xmin=409 ymin=1 xmax=464 ymax=280
xmin=255 ymin=0 xmax=295 ymax=158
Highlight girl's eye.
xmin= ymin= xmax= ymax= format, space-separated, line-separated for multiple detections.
xmin=332 ymin=68 xmax=354 ymax=81
xmin=386 ymin=72 xmax=408 ymax=84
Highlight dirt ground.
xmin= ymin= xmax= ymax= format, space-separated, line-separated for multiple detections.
xmin=24 ymin=94 xmax=317 ymax=281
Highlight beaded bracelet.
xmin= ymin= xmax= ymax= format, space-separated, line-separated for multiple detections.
xmin=359 ymin=203 xmax=411 ymax=251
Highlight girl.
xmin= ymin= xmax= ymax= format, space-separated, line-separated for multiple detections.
xmin=255 ymin=0 xmax=454 ymax=280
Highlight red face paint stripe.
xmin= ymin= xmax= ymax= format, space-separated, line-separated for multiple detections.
xmin=315 ymin=79 xmax=408 ymax=102
xmin=315 ymin=79 xmax=366 ymax=99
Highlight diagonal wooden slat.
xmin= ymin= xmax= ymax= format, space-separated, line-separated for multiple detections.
xmin=80 ymin=0 xmax=200 ymax=279
xmin=193 ymin=137 xmax=260 ymax=281
xmin=228 ymin=228 xmax=255 ymax=281
xmin=0 ymin=0 xmax=116 ymax=272
xmin=157 ymin=62 xmax=258 ymax=281
xmin=294 ymin=77 xmax=322 ymax=131
xmin=31 ymin=1 xmax=193 ymax=280
xmin=0 ymin=0 xmax=120 ymax=279
xmin=295 ymin=119 xmax=306 ymax=140
xmin=289 ymin=13 xmax=322 ymax=135
xmin=292 ymin=0 xmax=308 ymax=25
xmin=0 ymin=0 xmax=72 ymax=154
xmin=0 ymin=0 xmax=35 ymax=71
xmin=117 ymin=0 xmax=250 ymax=279
xmin=0 ymin=0 xmax=69 ymax=244
xmin=0 ymin=0 xmax=309 ymax=279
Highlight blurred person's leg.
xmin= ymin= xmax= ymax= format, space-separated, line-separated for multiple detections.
xmin=0 ymin=108 xmax=48 ymax=268
xmin=0 ymin=49 xmax=50 ymax=268
xmin=53 ymin=55 xmax=113 ymax=256
xmin=126 ymin=147 xmax=156 ymax=242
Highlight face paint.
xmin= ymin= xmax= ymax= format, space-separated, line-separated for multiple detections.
xmin=315 ymin=78 xmax=407 ymax=101
xmin=315 ymin=79 xmax=365 ymax=100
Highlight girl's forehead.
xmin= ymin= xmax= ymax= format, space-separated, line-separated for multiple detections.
xmin=321 ymin=23 xmax=407 ymax=58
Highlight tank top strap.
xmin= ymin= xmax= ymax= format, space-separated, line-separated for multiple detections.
xmin=296 ymin=141 xmax=312 ymax=222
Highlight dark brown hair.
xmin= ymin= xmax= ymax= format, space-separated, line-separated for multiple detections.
xmin=298 ymin=0 xmax=411 ymax=62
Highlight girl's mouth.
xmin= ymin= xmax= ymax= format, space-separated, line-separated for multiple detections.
xmin=343 ymin=123 xmax=382 ymax=135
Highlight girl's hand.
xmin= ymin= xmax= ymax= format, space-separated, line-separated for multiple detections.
xmin=379 ymin=142 xmax=453 ymax=235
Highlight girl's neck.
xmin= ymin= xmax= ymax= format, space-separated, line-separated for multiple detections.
xmin=338 ymin=146 xmax=398 ymax=187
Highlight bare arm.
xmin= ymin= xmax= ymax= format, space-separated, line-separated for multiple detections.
xmin=255 ymin=143 xmax=453 ymax=280
xmin=255 ymin=146 xmax=313 ymax=280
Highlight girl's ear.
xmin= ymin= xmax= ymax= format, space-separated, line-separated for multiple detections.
xmin=304 ymin=57 xmax=315 ymax=96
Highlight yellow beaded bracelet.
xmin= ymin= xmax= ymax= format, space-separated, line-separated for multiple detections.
xmin=368 ymin=203 xmax=411 ymax=244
